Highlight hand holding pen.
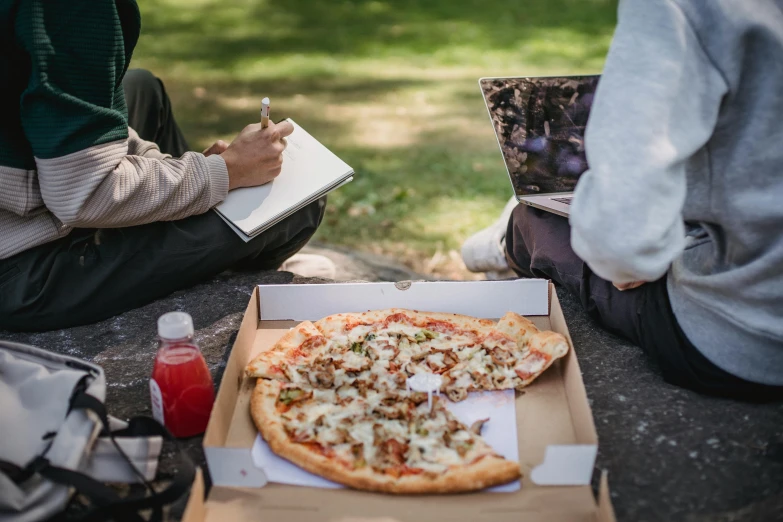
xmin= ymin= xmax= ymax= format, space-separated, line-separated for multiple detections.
xmin=206 ymin=96 xmax=294 ymax=190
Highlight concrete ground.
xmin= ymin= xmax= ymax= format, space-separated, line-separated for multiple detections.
xmin=2 ymin=246 xmax=782 ymax=522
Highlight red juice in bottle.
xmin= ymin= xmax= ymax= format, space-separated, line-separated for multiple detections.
xmin=150 ymin=312 xmax=215 ymax=438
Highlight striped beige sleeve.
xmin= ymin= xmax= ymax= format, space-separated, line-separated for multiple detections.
xmin=0 ymin=209 xmax=69 ymax=260
xmin=35 ymin=138 xmax=229 ymax=228
xmin=127 ymin=127 xmax=172 ymax=161
xmin=0 ymin=165 xmax=44 ymax=217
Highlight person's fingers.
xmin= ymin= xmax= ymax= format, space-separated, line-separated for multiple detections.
xmin=265 ymin=125 xmax=281 ymax=142
xmin=214 ymin=140 xmax=228 ymax=154
xmin=259 ymin=153 xmax=284 ymax=170
xmin=244 ymin=123 xmax=260 ymax=134
xmin=276 ymin=120 xmax=295 ymax=138
xmin=613 ymin=281 xmax=645 ymax=291
xmin=266 ymin=154 xmax=284 ymax=167
xmin=202 ymin=140 xmax=228 ymax=157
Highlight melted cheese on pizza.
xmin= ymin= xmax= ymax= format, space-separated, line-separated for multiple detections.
xmin=252 ymin=315 xmax=559 ymax=404
xmin=276 ymin=385 xmax=496 ymax=475
xmin=249 ymin=310 xmax=568 ymax=397
xmin=310 ymin=322 xmax=530 ymax=398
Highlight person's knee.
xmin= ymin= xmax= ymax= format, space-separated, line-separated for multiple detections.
xmin=508 ymin=203 xmax=543 ymax=230
xmin=505 ymin=204 xmax=535 ymax=269
xmin=123 ymin=69 xmax=162 ymax=98
xmin=294 ymin=196 xmax=327 ymax=241
xmin=506 ymin=203 xmax=567 ymax=277
xmin=313 ymin=196 xmax=327 ymax=227
xmin=123 ymin=69 xmax=165 ymax=122
xmin=264 ymin=197 xmax=326 ymax=249
xmin=237 ymin=197 xmax=326 ymax=271
xmin=282 ymin=197 xmax=326 ymax=251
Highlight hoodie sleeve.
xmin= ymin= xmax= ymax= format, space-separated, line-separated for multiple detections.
xmin=569 ymin=0 xmax=727 ymax=283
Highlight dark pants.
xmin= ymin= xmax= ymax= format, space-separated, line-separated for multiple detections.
xmin=506 ymin=204 xmax=783 ymax=401
xmin=0 ymin=69 xmax=325 ymax=332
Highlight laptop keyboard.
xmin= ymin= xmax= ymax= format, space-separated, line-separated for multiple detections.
xmin=551 ymin=196 xmax=573 ymax=205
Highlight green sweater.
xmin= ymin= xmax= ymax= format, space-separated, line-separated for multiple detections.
xmin=0 ymin=0 xmax=228 ymax=259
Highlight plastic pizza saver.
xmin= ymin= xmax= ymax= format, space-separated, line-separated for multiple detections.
xmin=406 ymin=373 xmax=444 ymax=411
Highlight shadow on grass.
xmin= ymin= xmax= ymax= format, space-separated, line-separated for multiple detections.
xmin=167 ymin=75 xmax=435 ymax=141
xmin=137 ymin=0 xmax=617 ymax=68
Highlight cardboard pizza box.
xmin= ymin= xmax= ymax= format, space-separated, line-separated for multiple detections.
xmin=182 ymin=280 xmax=616 ymax=522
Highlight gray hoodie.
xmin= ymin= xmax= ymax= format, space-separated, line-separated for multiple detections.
xmin=570 ymin=0 xmax=783 ymax=385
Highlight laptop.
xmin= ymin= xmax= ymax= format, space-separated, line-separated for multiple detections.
xmin=479 ymin=75 xmax=599 ymax=217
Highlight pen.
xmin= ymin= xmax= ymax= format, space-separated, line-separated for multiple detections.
xmin=261 ymin=97 xmax=270 ymax=129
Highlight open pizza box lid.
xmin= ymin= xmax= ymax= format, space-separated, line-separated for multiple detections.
xmin=184 ymin=280 xmax=616 ymax=522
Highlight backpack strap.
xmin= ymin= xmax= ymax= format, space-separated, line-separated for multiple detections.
xmin=40 ymin=391 xmax=197 ymax=522
xmin=40 ymin=462 xmax=147 ymax=522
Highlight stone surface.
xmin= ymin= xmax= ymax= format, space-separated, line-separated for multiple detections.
xmin=2 ymin=251 xmax=782 ymax=522
xmin=301 ymin=242 xmax=431 ymax=282
xmin=558 ymin=290 xmax=783 ymax=522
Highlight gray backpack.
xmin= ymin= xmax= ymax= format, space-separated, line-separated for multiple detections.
xmin=0 ymin=341 xmax=195 ymax=522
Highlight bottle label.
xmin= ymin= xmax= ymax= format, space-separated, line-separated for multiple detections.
xmin=149 ymin=378 xmax=165 ymax=425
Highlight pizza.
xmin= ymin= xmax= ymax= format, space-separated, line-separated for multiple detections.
xmin=251 ymin=380 xmax=519 ymax=493
xmin=246 ymin=308 xmax=569 ymax=494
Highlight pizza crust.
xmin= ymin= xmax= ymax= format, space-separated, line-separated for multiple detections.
xmin=314 ymin=309 xmax=496 ymax=338
xmin=514 ymin=330 xmax=570 ymax=387
xmin=250 ymin=380 xmax=521 ymax=494
xmin=491 ymin=311 xmax=540 ymax=348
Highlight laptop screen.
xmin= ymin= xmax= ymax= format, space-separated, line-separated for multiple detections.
xmin=480 ymin=75 xmax=599 ymax=197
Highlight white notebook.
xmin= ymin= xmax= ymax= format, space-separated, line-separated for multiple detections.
xmin=215 ymin=119 xmax=354 ymax=241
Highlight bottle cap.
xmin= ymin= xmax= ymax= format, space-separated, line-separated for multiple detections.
xmin=158 ymin=311 xmax=194 ymax=340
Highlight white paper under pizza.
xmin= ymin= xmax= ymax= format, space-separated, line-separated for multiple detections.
xmin=251 ymin=389 xmax=520 ymax=492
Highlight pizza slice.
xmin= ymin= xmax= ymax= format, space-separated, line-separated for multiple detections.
xmin=440 ymin=312 xmax=570 ymax=400
xmin=314 ymin=309 xmax=569 ymax=400
xmin=247 ymin=309 xmax=569 ymax=402
xmin=245 ymin=321 xmax=329 ymax=383
xmin=251 ymin=379 xmax=521 ymax=494
xmin=247 ymin=323 xmax=382 ymax=391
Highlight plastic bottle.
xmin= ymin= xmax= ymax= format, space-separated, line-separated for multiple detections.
xmin=149 ymin=312 xmax=215 ymax=438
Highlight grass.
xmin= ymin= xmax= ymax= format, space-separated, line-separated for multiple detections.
xmin=132 ymin=0 xmax=617 ymax=278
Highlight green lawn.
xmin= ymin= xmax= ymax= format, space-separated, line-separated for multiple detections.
xmin=132 ymin=0 xmax=617 ymax=278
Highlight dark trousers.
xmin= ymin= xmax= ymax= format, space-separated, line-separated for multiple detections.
xmin=0 ymin=69 xmax=325 ymax=332
xmin=506 ymin=204 xmax=783 ymax=401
